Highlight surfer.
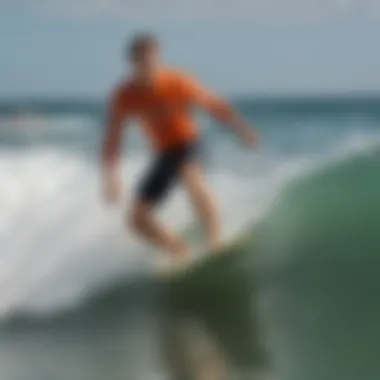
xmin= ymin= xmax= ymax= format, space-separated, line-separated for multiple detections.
xmin=101 ymin=33 xmax=258 ymax=260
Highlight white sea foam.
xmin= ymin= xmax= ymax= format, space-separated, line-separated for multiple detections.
xmin=0 ymin=124 xmax=379 ymax=318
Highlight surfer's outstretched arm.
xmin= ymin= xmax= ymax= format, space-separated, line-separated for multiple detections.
xmin=181 ymin=75 xmax=258 ymax=147
xmin=101 ymin=90 xmax=127 ymax=204
xmin=205 ymin=99 xmax=258 ymax=147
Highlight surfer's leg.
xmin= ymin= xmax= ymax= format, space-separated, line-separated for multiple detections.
xmin=181 ymin=162 xmax=221 ymax=251
xmin=129 ymin=146 xmax=190 ymax=259
xmin=129 ymin=200 xmax=188 ymax=259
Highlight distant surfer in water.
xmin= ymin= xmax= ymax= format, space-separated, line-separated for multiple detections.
xmin=101 ymin=33 xmax=258 ymax=260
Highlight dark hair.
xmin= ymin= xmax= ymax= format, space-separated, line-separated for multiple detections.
xmin=128 ymin=33 xmax=158 ymax=61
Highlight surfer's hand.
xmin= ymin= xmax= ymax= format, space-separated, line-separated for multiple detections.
xmin=240 ymin=128 xmax=258 ymax=148
xmin=103 ymin=175 xmax=122 ymax=205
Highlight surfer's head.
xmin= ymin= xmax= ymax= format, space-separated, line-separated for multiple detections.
xmin=128 ymin=33 xmax=159 ymax=77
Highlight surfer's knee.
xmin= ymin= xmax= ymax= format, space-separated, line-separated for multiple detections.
xmin=128 ymin=211 xmax=144 ymax=232
xmin=128 ymin=206 xmax=149 ymax=233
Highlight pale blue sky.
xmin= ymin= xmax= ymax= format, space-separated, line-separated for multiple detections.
xmin=1 ymin=0 xmax=379 ymax=97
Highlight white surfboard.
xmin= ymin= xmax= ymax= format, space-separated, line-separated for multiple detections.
xmin=154 ymin=232 xmax=250 ymax=280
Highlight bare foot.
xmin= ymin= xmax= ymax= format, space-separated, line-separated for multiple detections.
xmin=170 ymin=241 xmax=190 ymax=261
xmin=207 ymin=237 xmax=222 ymax=253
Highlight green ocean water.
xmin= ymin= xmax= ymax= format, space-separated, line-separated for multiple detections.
xmin=256 ymin=149 xmax=380 ymax=380
xmin=0 ymin=98 xmax=380 ymax=379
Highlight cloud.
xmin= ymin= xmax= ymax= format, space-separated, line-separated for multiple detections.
xmin=13 ymin=0 xmax=380 ymax=22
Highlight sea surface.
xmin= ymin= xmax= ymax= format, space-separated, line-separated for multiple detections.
xmin=0 ymin=96 xmax=379 ymax=380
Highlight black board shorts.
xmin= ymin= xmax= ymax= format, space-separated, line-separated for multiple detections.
xmin=137 ymin=140 xmax=201 ymax=205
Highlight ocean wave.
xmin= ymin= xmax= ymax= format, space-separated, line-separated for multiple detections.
xmin=0 ymin=123 xmax=379 ymax=321
xmin=256 ymin=146 xmax=380 ymax=268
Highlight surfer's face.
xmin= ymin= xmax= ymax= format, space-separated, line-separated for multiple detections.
xmin=132 ymin=42 xmax=160 ymax=77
